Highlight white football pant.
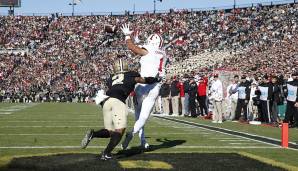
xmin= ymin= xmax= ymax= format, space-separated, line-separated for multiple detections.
xmin=133 ymin=83 xmax=161 ymax=143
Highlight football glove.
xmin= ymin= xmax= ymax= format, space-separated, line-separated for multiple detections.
xmin=121 ymin=23 xmax=133 ymax=36
xmin=94 ymin=90 xmax=109 ymax=106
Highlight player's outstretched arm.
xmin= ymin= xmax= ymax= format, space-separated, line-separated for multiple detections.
xmin=135 ymin=77 xmax=161 ymax=84
xmin=120 ymin=24 xmax=148 ymax=56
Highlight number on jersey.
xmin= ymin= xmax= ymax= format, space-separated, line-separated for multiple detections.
xmin=112 ymin=74 xmax=124 ymax=85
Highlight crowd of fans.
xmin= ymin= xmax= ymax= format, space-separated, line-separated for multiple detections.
xmin=0 ymin=3 xmax=297 ymax=111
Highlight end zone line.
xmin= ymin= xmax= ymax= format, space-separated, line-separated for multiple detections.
xmin=0 ymin=146 xmax=280 ymax=149
xmin=154 ymin=116 xmax=298 ymax=150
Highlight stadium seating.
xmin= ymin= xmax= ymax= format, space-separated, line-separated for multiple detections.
xmin=0 ymin=3 xmax=297 ymax=101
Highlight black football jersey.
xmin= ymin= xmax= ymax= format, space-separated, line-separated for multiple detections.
xmin=106 ymin=71 xmax=140 ymax=103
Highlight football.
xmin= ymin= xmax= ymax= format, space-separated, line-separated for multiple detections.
xmin=104 ymin=24 xmax=116 ymax=33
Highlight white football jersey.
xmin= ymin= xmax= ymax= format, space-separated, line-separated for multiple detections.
xmin=139 ymin=45 xmax=167 ymax=78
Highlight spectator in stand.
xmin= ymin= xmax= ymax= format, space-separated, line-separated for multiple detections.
xmin=1 ymin=4 xmax=298 ymax=105
xmin=197 ymin=75 xmax=208 ymax=117
xmin=170 ymin=76 xmax=180 ymax=116
xmin=160 ymin=80 xmax=171 ymax=115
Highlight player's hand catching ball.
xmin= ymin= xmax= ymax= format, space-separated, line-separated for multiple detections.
xmin=121 ymin=23 xmax=133 ymax=36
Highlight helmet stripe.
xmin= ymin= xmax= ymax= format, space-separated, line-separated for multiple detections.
xmin=119 ymin=59 xmax=123 ymax=72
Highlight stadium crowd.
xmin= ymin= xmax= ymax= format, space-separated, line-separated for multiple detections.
xmin=0 ymin=3 xmax=297 ymax=126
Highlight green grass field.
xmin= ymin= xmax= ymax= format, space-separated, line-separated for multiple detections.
xmin=0 ymin=103 xmax=298 ymax=171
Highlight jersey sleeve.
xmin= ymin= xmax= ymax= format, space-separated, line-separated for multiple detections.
xmin=128 ymin=71 xmax=141 ymax=78
xmin=106 ymin=76 xmax=113 ymax=89
xmin=126 ymin=71 xmax=141 ymax=85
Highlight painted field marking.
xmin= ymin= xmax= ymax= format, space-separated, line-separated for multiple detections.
xmin=0 ymin=146 xmax=281 ymax=149
xmin=0 ymin=132 xmax=212 ymax=136
xmin=0 ymin=121 xmax=100 ymax=123
xmin=229 ymin=143 xmax=261 ymax=145
xmin=0 ymin=125 xmax=205 ymax=128
xmin=119 ymin=160 xmax=173 ymax=170
xmin=79 ymin=115 xmax=97 ymax=117
xmin=0 ymin=104 xmax=38 ymax=115
xmin=0 ymin=112 xmax=12 ymax=115
xmin=210 ymin=138 xmax=244 ymax=140
xmin=155 ymin=117 xmax=281 ymax=148
xmin=220 ymin=140 xmax=252 ymax=142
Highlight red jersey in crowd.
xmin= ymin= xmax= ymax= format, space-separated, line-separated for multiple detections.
xmin=178 ymin=82 xmax=185 ymax=97
xmin=197 ymin=77 xmax=208 ymax=96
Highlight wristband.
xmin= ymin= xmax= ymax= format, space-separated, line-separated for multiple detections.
xmin=125 ymin=35 xmax=131 ymax=40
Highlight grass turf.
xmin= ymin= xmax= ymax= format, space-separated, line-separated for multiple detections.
xmin=0 ymin=103 xmax=298 ymax=170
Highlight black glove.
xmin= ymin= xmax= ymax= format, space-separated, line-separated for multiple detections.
xmin=144 ymin=77 xmax=161 ymax=84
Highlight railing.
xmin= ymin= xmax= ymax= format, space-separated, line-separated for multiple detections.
xmin=0 ymin=0 xmax=296 ymax=16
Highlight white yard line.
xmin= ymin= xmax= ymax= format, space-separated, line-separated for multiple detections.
xmin=0 ymin=146 xmax=281 ymax=149
xmin=0 ymin=104 xmax=38 ymax=115
xmin=210 ymin=138 xmax=244 ymax=140
xmin=0 ymin=132 xmax=213 ymax=136
xmin=0 ymin=112 xmax=12 ymax=115
xmin=156 ymin=118 xmax=282 ymax=148
xmin=0 ymin=121 xmax=99 ymax=123
xmin=220 ymin=140 xmax=252 ymax=142
xmin=229 ymin=143 xmax=261 ymax=145
xmin=0 ymin=125 xmax=193 ymax=128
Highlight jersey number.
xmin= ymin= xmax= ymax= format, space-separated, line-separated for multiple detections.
xmin=112 ymin=74 xmax=124 ymax=86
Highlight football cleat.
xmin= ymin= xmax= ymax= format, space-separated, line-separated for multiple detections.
xmin=81 ymin=129 xmax=94 ymax=149
xmin=121 ymin=132 xmax=133 ymax=150
xmin=141 ymin=142 xmax=150 ymax=150
xmin=100 ymin=152 xmax=112 ymax=161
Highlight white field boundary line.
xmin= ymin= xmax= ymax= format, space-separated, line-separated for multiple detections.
xmin=0 ymin=115 xmax=98 ymax=117
xmin=0 ymin=121 xmax=100 ymax=123
xmin=163 ymin=117 xmax=293 ymax=144
xmin=0 ymin=125 xmax=204 ymax=128
xmin=156 ymin=116 xmax=298 ymax=151
xmin=0 ymin=132 xmax=213 ymax=136
xmin=0 ymin=146 xmax=281 ymax=149
xmin=155 ymin=117 xmax=282 ymax=148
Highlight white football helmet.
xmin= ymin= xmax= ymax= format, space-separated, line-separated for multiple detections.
xmin=146 ymin=34 xmax=163 ymax=49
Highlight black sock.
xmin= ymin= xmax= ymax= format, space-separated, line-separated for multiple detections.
xmin=104 ymin=132 xmax=123 ymax=154
xmin=92 ymin=129 xmax=110 ymax=138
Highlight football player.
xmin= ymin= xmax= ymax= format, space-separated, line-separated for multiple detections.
xmin=120 ymin=24 xmax=167 ymax=150
xmin=81 ymin=58 xmax=160 ymax=160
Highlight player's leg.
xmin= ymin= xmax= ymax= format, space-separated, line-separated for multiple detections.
xmin=138 ymin=127 xmax=149 ymax=149
xmin=121 ymin=85 xmax=145 ymax=150
xmin=133 ymin=84 xmax=160 ymax=134
xmin=101 ymin=98 xmax=127 ymax=160
xmin=122 ymin=84 xmax=160 ymax=150
xmin=81 ymin=99 xmax=113 ymax=149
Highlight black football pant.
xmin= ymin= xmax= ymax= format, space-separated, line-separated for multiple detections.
xmin=259 ymin=100 xmax=272 ymax=123
xmin=284 ymin=101 xmax=298 ymax=126
xmin=197 ymin=95 xmax=208 ymax=116
xmin=235 ymin=99 xmax=248 ymax=120
xmin=189 ymin=96 xmax=197 ymax=117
